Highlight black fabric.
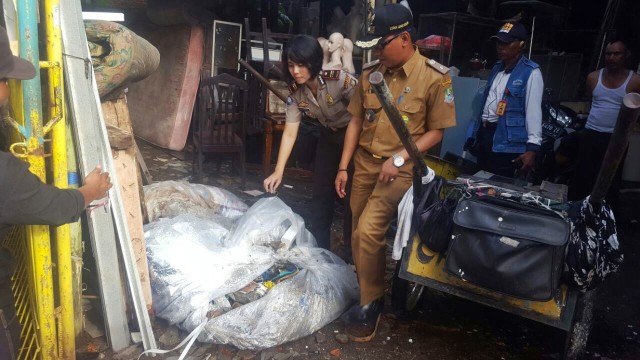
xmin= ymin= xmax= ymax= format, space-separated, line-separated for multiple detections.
xmin=308 ymin=126 xmax=352 ymax=252
xmin=412 ymin=179 xmax=457 ymax=253
xmin=0 ymin=151 xmax=84 ymax=240
xmin=410 ymin=176 xmax=444 ymax=243
xmin=445 ymin=196 xmax=570 ymax=300
xmin=564 ymin=197 xmax=623 ymax=290
xmin=476 ymin=124 xmax=521 ymax=178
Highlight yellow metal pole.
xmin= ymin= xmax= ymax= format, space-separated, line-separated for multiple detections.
xmin=17 ymin=0 xmax=58 ymax=357
xmin=43 ymin=0 xmax=75 ymax=355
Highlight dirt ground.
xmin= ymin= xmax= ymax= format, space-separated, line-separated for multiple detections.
xmin=77 ymin=140 xmax=640 ymax=360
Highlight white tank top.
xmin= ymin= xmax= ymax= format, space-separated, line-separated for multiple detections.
xmin=586 ymin=69 xmax=633 ymax=133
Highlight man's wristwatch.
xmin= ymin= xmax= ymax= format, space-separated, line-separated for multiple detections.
xmin=391 ymin=154 xmax=405 ymax=168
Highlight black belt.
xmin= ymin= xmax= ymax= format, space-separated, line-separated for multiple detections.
xmin=324 ymin=125 xmax=347 ymax=133
xmin=360 ymin=147 xmax=388 ymax=160
xmin=482 ymin=120 xmax=498 ymax=129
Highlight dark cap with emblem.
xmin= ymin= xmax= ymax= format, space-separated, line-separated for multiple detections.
xmin=0 ymin=25 xmax=36 ymax=80
xmin=355 ymin=4 xmax=413 ymax=49
xmin=491 ymin=22 xmax=527 ymax=43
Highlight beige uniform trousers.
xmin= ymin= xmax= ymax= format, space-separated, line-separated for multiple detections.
xmin=350 ymin=148 xmax=413 ymax=305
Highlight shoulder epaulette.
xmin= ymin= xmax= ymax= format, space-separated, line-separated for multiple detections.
xmin=426 ymin=58 xmax=449 ymax=74
xmin=362 ymin=59 xmax=380 ymax=70
xmin=321 ymin=69 xmax=340 ymax=80
xmin=288 ymin=82 xmax=298 ymax=94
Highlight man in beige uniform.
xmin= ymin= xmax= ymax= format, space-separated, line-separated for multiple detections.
xmin=335 ymin=4 xmax=456 ymax=325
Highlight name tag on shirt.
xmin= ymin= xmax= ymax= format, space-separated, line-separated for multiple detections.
xmin=496 ymin=100 xmax=507 ymax=116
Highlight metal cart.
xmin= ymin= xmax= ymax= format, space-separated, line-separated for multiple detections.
xmin=392 ymin=186 xmax=594 ymax=359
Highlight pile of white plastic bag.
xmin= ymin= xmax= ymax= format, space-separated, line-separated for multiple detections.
xmin=144 ymin=181 xmax=359 ymax=350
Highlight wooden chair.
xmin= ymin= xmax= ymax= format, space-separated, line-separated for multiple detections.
xmin=192 ymin=73 xmax=248 ymax=188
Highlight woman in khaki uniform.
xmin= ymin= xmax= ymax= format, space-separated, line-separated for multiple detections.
xmin=263 ymin=35 xmax=358 ymax=252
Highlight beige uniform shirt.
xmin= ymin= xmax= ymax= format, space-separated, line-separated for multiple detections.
xmin=347 ymin=49 xmax=457 ymax=158
xmin=286 ymin=69 xmax=358 ymax=130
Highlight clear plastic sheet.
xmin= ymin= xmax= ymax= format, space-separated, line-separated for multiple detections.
xmin=225 ymin=196 xmax=317 ymax=249
xmin=198 ymin=246 xmax=359 ymax=349
xmin=146 ymin=196 xmax=359 ymax=350
xmin=146 ymin=214 xmax=273 ymax=326
xmin=144 ymin=180 xmax=248 ymax=222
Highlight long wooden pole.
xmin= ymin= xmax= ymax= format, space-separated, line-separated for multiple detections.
xmin=590 ymin=92 xmax=640 ymax=204
xmin=238 ymin=59 xmax=288 ymax=102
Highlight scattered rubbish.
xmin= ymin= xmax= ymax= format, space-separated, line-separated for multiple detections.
xmin=130 ymin=332 xmax=142 ymax=344
xmin=315 ymin=333 xmax=327 ymax=343
xmin=158 ymin=326 xmax=180 ymax=347
xmin=283 ymin=184 xmax=293 ymax=189
xmin=144 ymin=181 xmax=248 ymax=221
xmin=244 ymin=189 xmax=265 ymax=196
xmin=408 ymin=338 xmax=413 ymax=343
xmin=335 ymin=334 xmax=349 ymax=344
xmin=348 ymin=314 xmax=382 ymax=343
xmin=386 ymin=336 xmax=390 ymax=341
xmin=329 ymin=348 xmax=342 ymax=357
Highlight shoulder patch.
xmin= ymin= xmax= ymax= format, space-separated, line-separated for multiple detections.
xmin=344 ymin=74 xmax=357 ymax=90
xmin=288 ymin=82 xmax=298 ymax=94
xmin=426 ymin=58 xmax=449 ymax=75
xmin=321 ymin=70 xmax=340 ymax=80
xmin=363 ymin=59 xmax=380 ymax=70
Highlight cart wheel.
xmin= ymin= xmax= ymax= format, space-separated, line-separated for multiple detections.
xmin=564 ymin=289 xmax=596 ymax=360
xmin=391 ymin=260 xmax=426 ymax=315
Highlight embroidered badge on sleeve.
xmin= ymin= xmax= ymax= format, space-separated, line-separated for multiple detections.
xmin=444 ymin=86 xmax=454 ymax=104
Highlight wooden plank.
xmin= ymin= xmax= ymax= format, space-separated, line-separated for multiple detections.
xmin=133 ymin=140 xmax=153 ymax=185
xmin=101 ymin=99 xmax=153 ymax=313
xmin=106 ymin=124 xmax=134 ymax=150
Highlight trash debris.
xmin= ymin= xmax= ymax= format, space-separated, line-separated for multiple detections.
xmin=335 ymin=334 xmax=349 ymax=344
xmin=146 ymin=196 xmax=358 ymax=350
xmin=144 ymin=180 xmax=248 ymax=222
xmin=244 ymin=189 xmax=264 ymax=197
xmin=329 ymin=348 xmax=342 ymax=357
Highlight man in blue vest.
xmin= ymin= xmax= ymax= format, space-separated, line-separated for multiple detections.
xmin=465 ymin=22 xmax=543 ymax=178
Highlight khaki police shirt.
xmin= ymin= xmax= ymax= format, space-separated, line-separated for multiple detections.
xmin=286 ymin=69 xmax=358 ymax=130
xmin=347 ymin=48 xmax=456 ymax=158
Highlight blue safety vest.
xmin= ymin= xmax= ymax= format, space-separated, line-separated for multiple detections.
xmin=474 ymin=56 xmax=540 ymax=153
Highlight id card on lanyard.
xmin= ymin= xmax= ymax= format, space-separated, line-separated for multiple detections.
xmin=496 ymin=100 xmax=507 ymax=116
xmin=496 ymin=87 xmax=510 ymax=116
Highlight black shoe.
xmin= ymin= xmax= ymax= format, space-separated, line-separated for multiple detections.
xmin=340 ymin=298 xmax=384 ymax=324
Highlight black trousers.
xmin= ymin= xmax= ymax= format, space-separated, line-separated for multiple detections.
xmin=309 ymin=126 xmax=352 ymax=258
xmin=476 ymin=123 xmax=521 ymax=178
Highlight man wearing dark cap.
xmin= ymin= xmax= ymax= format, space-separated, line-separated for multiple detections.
xmin=465 ymin=22 xmax=543 ymax=178
xmin=334 ymin=3 xmax=456 ymax=327
xmin=0 ymin=25 xmax=112 ymax=358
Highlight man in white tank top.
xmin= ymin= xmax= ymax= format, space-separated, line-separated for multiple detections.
xmin=569 ymin=39 xmax=640 ymax=201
